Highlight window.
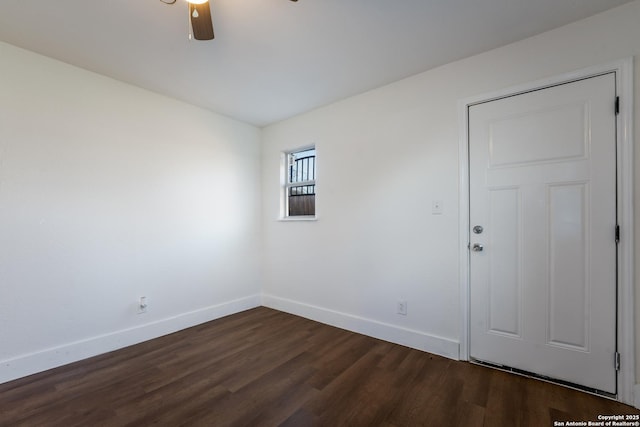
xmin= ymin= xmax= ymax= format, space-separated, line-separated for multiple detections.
xmin=283 ymin=147 xmax=316 ymax=218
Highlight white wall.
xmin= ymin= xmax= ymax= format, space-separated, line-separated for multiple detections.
xmin=0 ymin=42 xmax=262 ymax=383
xmin=261 ymin=0 xmax=640 ymax=383
xmin=2 ymin=0 xmax=639 ymax=399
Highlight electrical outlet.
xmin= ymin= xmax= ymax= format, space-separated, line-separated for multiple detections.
xmin=432 ymin=200 xmax=443 ymax=215
xmin=397 ymin=299 xmax=407 ymax=316
xmin=138 ymin=296 xmax=148 ymax=314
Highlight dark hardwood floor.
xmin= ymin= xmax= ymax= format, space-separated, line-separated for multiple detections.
xmin=0 ymin=307 xmax=637 ymax=426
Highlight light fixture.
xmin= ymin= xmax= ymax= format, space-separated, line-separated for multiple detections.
xmin=186 ymin=0 xmax=207 ymax=20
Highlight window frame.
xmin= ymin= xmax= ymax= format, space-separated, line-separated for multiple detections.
xmin=280 ymin=145 xmax=317 ymax=221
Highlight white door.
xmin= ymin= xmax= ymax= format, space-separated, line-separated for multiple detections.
xmin=468 ymin=73 xmax=617 ymax=394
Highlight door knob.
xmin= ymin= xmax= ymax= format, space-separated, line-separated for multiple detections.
xmin=472 ymin=243 xmax=484 ymax=252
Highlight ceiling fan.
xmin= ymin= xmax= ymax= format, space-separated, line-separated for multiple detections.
xmin=161 ymin=0 xmax=298 ymax=41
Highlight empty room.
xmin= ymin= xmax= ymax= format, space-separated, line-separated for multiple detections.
xmin=1 ymin=0 xmax=640 ymax=425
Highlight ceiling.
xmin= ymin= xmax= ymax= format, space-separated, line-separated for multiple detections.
xmin=0 ymin=0 xmax=632 ymax=127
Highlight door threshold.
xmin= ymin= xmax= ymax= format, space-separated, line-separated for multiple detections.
xmin=470 ymin=358 xmax=617 ymax=401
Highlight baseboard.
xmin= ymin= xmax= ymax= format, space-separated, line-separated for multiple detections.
xmin=262 ymin=294 xmax=460 ymax=360
xmin=0 ymin=294 xmax=261 ymax=385
xmin=634 ymin=384 xmax=640 ymax=409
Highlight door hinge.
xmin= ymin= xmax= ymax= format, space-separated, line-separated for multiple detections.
xmin=615 ymin=352 xmax=621 ymax=371
xmin=615 ymin=225 xmax=620 ymax=244
xmin=615 ymin=96 xmax=620 ymax=115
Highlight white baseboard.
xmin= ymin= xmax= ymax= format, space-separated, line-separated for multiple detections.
xmin=0 ymin=294 xmax=261 ymax=385
xmin=2 ymin=294 xmax=460 ymax=385
xmin=262 ymin=294 xmax=460 ymax=360
xmin=634 ymin=384 xmax=640 ymax=409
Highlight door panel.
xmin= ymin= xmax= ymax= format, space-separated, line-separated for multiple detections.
xmin=487 ymin=187 xmax=521 ymax=338
xmin=469 ymin=73 xmax=617 ymax=394
xmin=548 ymin=182 xmax=588 ymax=350
xmin=488 ymin=101 xmax=588 ymax=167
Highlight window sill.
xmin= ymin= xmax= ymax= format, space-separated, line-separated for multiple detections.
xmin=278 ymin=216 xmax=318 ymax=222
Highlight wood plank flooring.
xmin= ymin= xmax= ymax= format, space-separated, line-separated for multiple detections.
xmin=0 ymin=307 xmax=637 ymax=426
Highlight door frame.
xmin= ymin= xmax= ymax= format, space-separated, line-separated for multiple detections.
xmin=458 ymin=59 xmax=635 ymax=405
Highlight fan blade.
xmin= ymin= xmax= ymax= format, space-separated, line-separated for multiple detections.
xmin=190 ymin=2 xmax=214 ymax=40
